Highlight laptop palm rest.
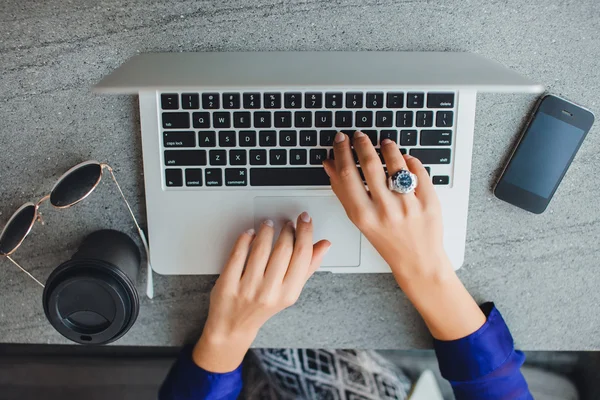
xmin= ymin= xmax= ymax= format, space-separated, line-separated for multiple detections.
xmin=253 ymin=196 xmax=361 ymax=267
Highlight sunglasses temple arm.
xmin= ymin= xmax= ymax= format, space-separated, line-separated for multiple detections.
xmin=107 ymin=168 xmax=154 ymax=299
xmin=6 ymin=255 xmax=45 ymax=288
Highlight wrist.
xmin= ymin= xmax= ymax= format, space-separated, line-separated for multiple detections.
xmin=192 ymin=327 xmax=257 ymax=373
xmin=389 ymin=251 xmax=454 ymax=290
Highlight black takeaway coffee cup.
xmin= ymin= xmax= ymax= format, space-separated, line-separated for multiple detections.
xmin=43 ymin=230 xmax=140 ymax=345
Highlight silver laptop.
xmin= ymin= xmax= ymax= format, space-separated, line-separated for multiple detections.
xmin=95 ymin=52 xmax=543 ymax=277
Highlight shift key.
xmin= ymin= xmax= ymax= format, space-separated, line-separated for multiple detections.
xmin=409 ymin=149 xmax=451 ymax=164
xmin=164 ymin=150 xmax=207 ymax=166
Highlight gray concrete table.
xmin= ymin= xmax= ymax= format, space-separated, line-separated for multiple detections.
xmin=1 ymin=0 xmax=599 ymax=349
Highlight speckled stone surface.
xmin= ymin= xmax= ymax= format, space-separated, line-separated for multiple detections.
xmin=0 ymin=0 xmax=598 ymax=349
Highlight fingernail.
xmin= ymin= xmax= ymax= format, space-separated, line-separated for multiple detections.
xmin=334 ymin=132 xmax=346 ymax=143
xmin=263 ymin=219 xmax=274 ymax=227
xmin=300 ymin=211 xmax=311 ymax=223
xmin=404 ymin=154 xmax=413 ymax=159
xmin=324 ymin=244 xmax=332 ymax=254
xmin=286 ymin=221 xmax=295 ymax=228
xmin=381 ymin=138 xmax=392 ymax=145
xmin=246 ymin=228 xmax=256 ymax=236
xmin=354 ymin=130 xmax=365 ymax=138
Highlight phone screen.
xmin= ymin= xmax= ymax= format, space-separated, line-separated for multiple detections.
xmin=502 ymin=112 xmax=585 ymax=198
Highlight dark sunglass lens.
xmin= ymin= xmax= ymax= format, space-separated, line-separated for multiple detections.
xmin=0 ymin=204 xmax=36 ymax=255
xmin=50 ymin=163 xmax=102 ymax=207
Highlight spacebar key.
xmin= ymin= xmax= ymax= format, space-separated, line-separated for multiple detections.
xmin=250 ymin=168 xmax=330 ymax=186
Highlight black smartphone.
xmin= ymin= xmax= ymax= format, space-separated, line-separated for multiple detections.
xmin=494 ymin=94 xmax=594 ymax=214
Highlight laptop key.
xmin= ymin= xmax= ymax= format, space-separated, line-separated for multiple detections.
xmin=325 ymin=92 xmax=343 ymax=108
xmin=209 ymin=150 xmax=227 ymax=166
xmin=161 ymin=94 xmax=179 ymax=110
xmin=243 ymin=93 xmax=261 ymax=109
xmin=416 ymin=111 xmax=434 ymax=127
xmin=205 ymin=168 xmax=222 ymax=186
xmin=335 ymin=111 xmax=353 ymax=127
xmin=250 ymin=149 xmax=267 ymax=165
xmin=356 ymin=111 xmax=373 ymax=128
xmin=290 ymin=149 xmax=307 ymax=165
xmin=239 ymin=130 xmax=257 ymax=147
xmin=250 ymin=168 xmax=330 ymax=186
xmin=427 ymin=93 xmax=455 ymax=108
xmin=396 ymin=111 xmax=413 ymax=127
xmin=436 ymin=111 xmax=454 ymax=127
xmin=185 ymin=169 xmax=202 ymax=186
xmin=407 ymin=92 xmax=424 ymax=108
xmin=310 ymin=149 xmax=328 ymax=165
xmin=366 ymin=92 xmax=384 ymax=108
xmin=164 ymin=150 xmax=206 ymax=166
xmin=192 ymin=112 xmax=210 ymax=128
xmin=387 ymin=92 xmax=404 ymax=108
xmin=264 ymin=93 xmax=282 ymax=109
xmin=254 ymin=112 xmax=271 ymax=128
xmin=233 ymin=112 xmax=251 ymax=128
xmin=409 ymin=149 xmax=451 ymax=164
xmin=225 ymin=168 xmax=248 ymax=186
xmin=213 ymin=112 xmax=231 ymax=128
xmin=420 ymin=130 xmax=452 ymax=146
xmin=198 ymin=131 xmax=216 ymax=147
xmin=269 ymin=149 xmax=287 ymax=165
xmin=223 ymin=93 xmax=240 ymax=109
xmin=320 ymin=130 xmax=336 ymax=146
xmin=162 ymin=112 xmax=189 ymax=129
xmin=229 ymin=149 xmax=247 ymax=165
xmin=400 ymin=130 xmax=417 ymax=146
xmin=295 ymin=111 xmax=312 ymax=128
xmin=202 ymin=93 xmax=220 ymax=109
xmin=165 ymin=169 xmax=183 ymax=186
xmin=376 ymin=111 xmax=393 ymax=127
xmin=284 ymin=92 xmax=302 ymax=108
xmin=181 ymin=93 xmax=199 ymax=110
xmin=163 ymin=131 xmax=195 ymax=148
xmin=279 ymin=130 xmax=297 ymax=147
xmin=219 ymin=131 xmax=236 ymax=147
xmin=346 ymin=92 xmax=363 ymax=108
xmin=380 ymin=130 xmax=398 ymax=143
xmin=305 ymin=93 xmax=323 ymax=109
xmin=362 ymin=130 xmax=377 ymax=146
xmin=259 ymin=130 xmax=277 ymax=147
xmin=433 ymin=175 xmax=450 ymax=185
xmin=274 ymin=111 xmax=292 ymax=128
xmin=300 ymin=130 xmax=317 ymax=146
xmin=315 ymin=111 xmax=333 ymax=127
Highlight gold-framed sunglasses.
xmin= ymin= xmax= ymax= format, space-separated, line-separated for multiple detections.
xmin=0 ymin=160 xmax=153 ymax=298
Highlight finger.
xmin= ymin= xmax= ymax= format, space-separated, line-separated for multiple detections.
xmin=380 ymin=138 xmax=408 ymax=175
xmin=263 ymin=221 xmax=295 ymax=284
xmin=241 ymin=220 xmax=275 ymax=283
xmin=404 ymin=154 xmax=439 ymax=207
xmin=306 ymin=240 xmax=331 ymax=279
xmin=219 ymin=229 xmax=256 ymax=282
xmin=352 ymin=131 xmax=388 ymax=198
xmin=283 ymin=212 xmax=315 ymax=286
xmin=328 ymin=132 xmax=371 ymax=214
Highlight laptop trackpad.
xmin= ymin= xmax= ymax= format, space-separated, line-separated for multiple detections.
xmin=253 ymin=196 xmax=361 ymax=267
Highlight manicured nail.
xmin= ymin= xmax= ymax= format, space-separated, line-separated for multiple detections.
xmin=263 ymin=219 xmax=274 ymax=227
xmin=334 ymin=132 xmax=346 ymax=143
xmin=324 ymin=244 xmax=332 ymax=254
xmin=300 ymin=212 xmax=311 ymax=223
xmin=354 ymin=130 xmax=365 ymax=138
xmin=246 ymin=228 xmax=256 ymax=236
xmin=286 ymin=221 xmax=295 ymax=228
xmin=381 ymin=138 xmax=392 ymax=145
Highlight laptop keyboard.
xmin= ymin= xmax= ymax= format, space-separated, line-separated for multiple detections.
xmin=160 ymin=90 xmax=456 ymax=188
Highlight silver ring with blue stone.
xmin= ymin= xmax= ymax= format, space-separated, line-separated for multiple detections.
xmin=388 ymin=169 xmax=418 ymax=194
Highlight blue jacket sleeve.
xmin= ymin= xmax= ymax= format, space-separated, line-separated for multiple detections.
xmin=159 ymin=345 xmax=242 ymax=400
xmin=433 ymin=302 xmax=533 ymax=400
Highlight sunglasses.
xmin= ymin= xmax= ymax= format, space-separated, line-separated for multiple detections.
xmin=0 ymin=160 xmax=153 ymax=298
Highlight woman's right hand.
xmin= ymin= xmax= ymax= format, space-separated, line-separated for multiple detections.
xmin=323 ymin=131 xmax=486 ymax=341
xmin=323 ymin=131 xmax=452 ymax=284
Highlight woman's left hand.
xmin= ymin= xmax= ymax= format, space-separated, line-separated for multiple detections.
xmin=192 ymin=212 xmax=331 ymax=373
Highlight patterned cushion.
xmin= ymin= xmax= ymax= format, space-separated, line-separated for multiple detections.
xmin=242 ymin=349 xmax=412 ymax=400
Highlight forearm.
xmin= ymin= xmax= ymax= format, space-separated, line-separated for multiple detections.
xmin=394 ymin=256 xmax=486 ymax=341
